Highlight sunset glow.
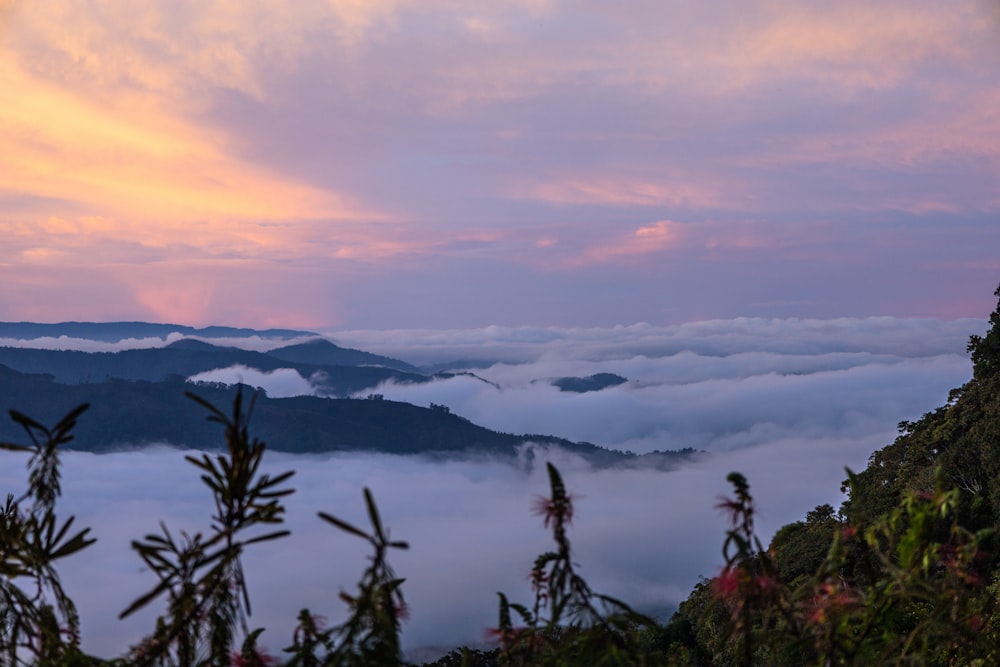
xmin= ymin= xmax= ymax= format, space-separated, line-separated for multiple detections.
xmin=1 ymin=0 xmax=998 ymax=327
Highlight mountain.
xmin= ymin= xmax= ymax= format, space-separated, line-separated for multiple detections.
xmin=267 ymin=338 xmax=423 ymax=374
xmin=0 ymin=363 xmax=696 ymax=467
xmin=843 ymin=285 xmax=1000 ymax=525
xmin=0 ymin=321 xmax=315 ymax=342
xmin=0 ymin=323 xmax=699 ymax=466
xmin=658 ymin=283 xmax=1000 ymax=665
xmin=551 ymin=372 xmax=628 ymax=393
xmin=0 ymin=338 xmax=427 ymax=396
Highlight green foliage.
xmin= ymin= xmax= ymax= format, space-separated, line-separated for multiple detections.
xmin=0 ymin=404 xmax=97 ymax=666
xmin=664 ymin=471 xmax=1000 ymax=666
xmin=419 ymin=646 xmax=501 ymax=666
xmin=313 ymin=488 xmax=409 ymax=666
xmin=282 ymin=610 xmax=330 ymax=667
xmin=967 ymin=283 xmax=1000 ymax=381
xmin=493 ymin=463 xmax=657 ymax=666
xmin=769 ymin=504 xmax=840 ymax=586
xmin=120 ymin=388 xmax=295 ymax=667
xmin=847 ymin=285 xmax=1000 ymax=526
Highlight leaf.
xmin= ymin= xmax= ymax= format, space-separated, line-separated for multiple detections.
xmin=364 ymin=487 xmax=386 ymax=543
xmin=8 ymin=409 xmax=49 ymax=435
xmin=318 ymin=512 xmax=370 ymax=540
xmin=120 ymin=580 xmax=173 ymax=619
xmin=242 ymin=530 xmax=293 ymax=547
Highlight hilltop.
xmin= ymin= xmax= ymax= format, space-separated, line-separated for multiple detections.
xmin=0 ymin=324 xmax=696 ymax=467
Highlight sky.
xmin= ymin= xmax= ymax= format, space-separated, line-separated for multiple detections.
xmin=0 ymin=316 xmax=985 ymax=658
xmin=1 ymin=0 xmax=999 ymax=329
xmin=1 ymin=1 xmax=999 ymax=658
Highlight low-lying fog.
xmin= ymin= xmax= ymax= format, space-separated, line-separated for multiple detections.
xmin=0 ymin=317 xmax=982 ymax=659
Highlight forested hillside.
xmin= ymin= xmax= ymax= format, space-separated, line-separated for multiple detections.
xmin=657 ymin=284 xmax=1000 ymax=666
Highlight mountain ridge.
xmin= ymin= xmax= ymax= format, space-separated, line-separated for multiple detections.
xmin=0 ymin=321 xmax=317 ymax=342
xmin=0 ymin=322 xmax=701 ymax=467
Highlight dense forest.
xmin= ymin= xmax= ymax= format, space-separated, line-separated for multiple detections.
xmin=2 ymin=283 xmax=1000 ymax=665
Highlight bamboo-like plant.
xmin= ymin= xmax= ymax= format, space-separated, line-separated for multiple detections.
xmin=316 ymin=487 xmax=409 ymax=666
xmin=495 ymin=462 xmax=653 ymax=667
xmin=121 ymin=388 xmax=295 ymax=667
xmin=0 ymin=404 xmax=97 ymax=665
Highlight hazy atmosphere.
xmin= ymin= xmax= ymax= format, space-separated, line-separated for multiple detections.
xmin=2 ymin=1 xmax=1000 ymax=663
xmin=2 ymin=1 xmax=999 ymax=328
xmin=0 ymin=319 xmax=982 ymax=656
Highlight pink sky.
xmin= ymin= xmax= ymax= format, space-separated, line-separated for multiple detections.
xmin=1 ymin=1 xmax=998 ymax=328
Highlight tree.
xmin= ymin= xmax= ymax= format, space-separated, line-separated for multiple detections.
xmin=967 ymin=283 xmax=1000 ymax=381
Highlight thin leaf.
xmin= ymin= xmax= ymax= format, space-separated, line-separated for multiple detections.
xmin=318 ymin=512 xmax=370 ymax=540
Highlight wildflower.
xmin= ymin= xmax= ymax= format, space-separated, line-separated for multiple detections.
xmin=803 ymin=579 xmax=860 ymax=627
xmin=969 ymin=614 xmax=986 ymax=632
xmin=714 ymin=497 xmax=744 ymax=527
xmin=529 ymin=563 xmax=549 ymax=592
xmin=231 ymin=648 xmax=278 ymax=666
xmin=531 ymin=493 xmax=574 ymax=529
xmin=713 ymin=567 xmax=743 ymax=600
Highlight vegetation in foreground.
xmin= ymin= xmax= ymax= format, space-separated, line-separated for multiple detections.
xmin=2 ymin=283 xmax=1000 ymax=666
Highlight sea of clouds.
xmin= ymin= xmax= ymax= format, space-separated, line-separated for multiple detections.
xmin=0 ymin=317 xmax=984 ymax=659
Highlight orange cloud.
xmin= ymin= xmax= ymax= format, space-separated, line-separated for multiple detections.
xmin=1 ymin=3 xmax=394 ymax=273
xmin=567 ymin=220 xmax=683 ymax=266
xmin=0 ymin=59 xmax=369 ymax=225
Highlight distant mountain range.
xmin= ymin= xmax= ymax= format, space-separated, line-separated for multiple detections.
xmin=0 ymin=321 xmax=317 ymax=342
xmin=0 ymin=322 xmax=694 ymax=467
xmin=0 ymin=338 xmax=425 ymax=392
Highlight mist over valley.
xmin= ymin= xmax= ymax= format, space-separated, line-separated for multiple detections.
xmin=0 ymin=316 xmax=981 ymax=658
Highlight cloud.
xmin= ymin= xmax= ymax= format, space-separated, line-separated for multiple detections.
xmin=0 ymin=441 xmax=884 ymax=660
xmin=564 ymin=220 xmax=683 ymax=266
xmin=1 ymin=2 xmax=999 ymax=326
xmin=187 ymin=365 xmax=319 ymax=398
xmin=0 ymin=60 xmax=363 ymax=224
xmin=0 ymin=332 xmax=319 ymax=354
xmin=326 ymin=318 xmax=977 ymax=454
xmin=357 ymin=350 xmax=970 ymax=455
xmin=329 ymin=317 xmax=984 ymax=367
xmin=0 ymin=314 xmax=986 ymax=658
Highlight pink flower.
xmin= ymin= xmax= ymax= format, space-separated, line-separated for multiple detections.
xmin=230 ymin=647 xmax=278 ymax=666
xmin=714 ymin=497 xmax=743 ymax=527
xmin=531 ymin=493 xmax=574 ymax=529
xmin=713 ymin=567 xmax=742 ymax=600
xmin=484 ymin=625 xmax=530 ymax=650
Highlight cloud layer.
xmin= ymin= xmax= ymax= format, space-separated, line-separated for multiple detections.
xmin=335 ymin=318 xmax=978 ymax=454
xmin=0 ymin=316 xmax=983 ymax=658
xmin=0 ymin=442 xmax=899 ymax=659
